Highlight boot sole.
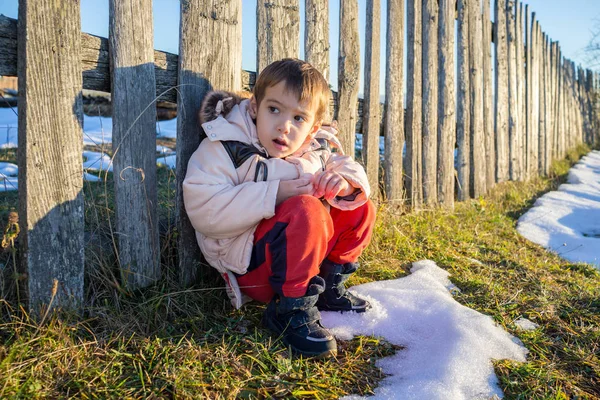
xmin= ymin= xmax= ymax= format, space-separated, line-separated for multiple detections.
xmin=317 ymin=305 xmax=370 ymax=313
xmin=262 ymin=316 xmax=337 ymax=359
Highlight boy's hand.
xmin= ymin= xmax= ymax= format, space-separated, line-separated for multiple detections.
xmin=276 ymin=174 xmax=314 ymax=205
xmin=312 ymin=171 xmax=354 ymax=201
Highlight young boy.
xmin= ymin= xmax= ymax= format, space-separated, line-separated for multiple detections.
xmin=183 ymin=58 xmax=376 ymax=358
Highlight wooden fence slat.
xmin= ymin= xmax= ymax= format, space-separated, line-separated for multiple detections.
xmin=176 ymin=0 xmax=242 ymax=286
xmin=525 ymin=6 xmax=532 ymax=176
xmin=109 ymin=0 xmax=159 ymax=289
xmin=0 ymin=15 xmax=17 ymax=77
xmin=305 ymin=0 xmax=330 ymax=83
xmin=456 ymin=0 xmax=470 ymax=201
xmin=257 ymin=0 xmax=299 ymax=73
xmin=405 ymin=0 xmax=423 ymax=206
xmin=383 ymin=0 xmax=404 ymax=204
xmin=422 ymin=0 xmax=438 ymax=205
xmin=469 ymin=0 xmax=485 ymax=196
xmin=363 ymin=0 xmax=381 ymax=200
xmin=551 ymin=42 xmax=558 ymax=161
xmin=531 ymin=17 xmax=540 ymax=175
xmin=516 ymin=2 xmax=525 ymax=180
xmin=437 ymin=0 xmax=455 ymax=207
xmin=494 ymin=0 xmax=508 ymax=183
xmin=482 ymin=0 xmax=494 ymax=191
xmin=337 ymin=0 xmax=360 ymax=157
xmin=507 ymin=0 xmax=520 ymax=181
xmin=18 ymin=0 xmax=85 ymax=310
xmin=543 ymin=35 xmax=551 ymax=175
xmin=537 ymin=25 xmax=545 ymax=174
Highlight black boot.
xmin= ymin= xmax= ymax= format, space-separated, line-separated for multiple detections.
xmin=316 ymin=260 xmax=371 ymax=313
xmin=262 ymin=276 xmax=337 ymax=358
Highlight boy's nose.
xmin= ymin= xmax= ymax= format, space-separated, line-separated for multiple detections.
xmin=278 ymin=120 xmax=291 ymax=134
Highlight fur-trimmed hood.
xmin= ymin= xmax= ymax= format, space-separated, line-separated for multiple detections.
xmin=198 ymin=90 xmax=252 ymax=126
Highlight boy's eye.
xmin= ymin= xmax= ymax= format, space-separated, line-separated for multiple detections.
xmin=268 ymin=106 xmax=279 ymax=113
xmin=294 ymin=115 xmax=306 ymax=122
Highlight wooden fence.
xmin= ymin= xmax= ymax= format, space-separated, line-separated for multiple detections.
xmin=0 ymin=0 xmax=598 ymax=310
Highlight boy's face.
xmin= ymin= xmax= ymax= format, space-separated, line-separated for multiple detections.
xmin=249 ymin=81 xmax=321 ymax=158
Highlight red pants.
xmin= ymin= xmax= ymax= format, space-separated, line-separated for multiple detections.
xmin=237 ymin=195 xmax=376 ymax=302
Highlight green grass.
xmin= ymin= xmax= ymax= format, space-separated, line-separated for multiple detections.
xmin=1 ymin=144 xmax=599 ymax=398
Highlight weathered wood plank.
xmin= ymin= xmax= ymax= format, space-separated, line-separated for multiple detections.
xmin=482 ymin=0 xmax=495 ymax=191
xmin=551 ymin=42 xmax=559 ymax=160
xmin=494 ymin=0 xmax=508 ymax=183
xmin=0 ymin=15 xmax=17 ymax=77
xmin=305 ymin=0 xmax=330 ymax=83
xmin=456 ymin=0 xmax=470 ymax=201
xmin=525 ymin=5 xmax=532 ymax=176
xmin=337 ymin=0 xmax=360 ymax=156
xmin=516 ymin=2 xmax=525 ymax=180
xmin=469 ymin=0 xmax=485 ymax=195
xmin=437 ymin=0 xmax=455 ymax=208
xmin=363 ymin=0 xmax=381 ymax=200
xmin=507 ymin=0 xmax=520 ymax=180
xmin=109 ymin=0 xmax=159 ymax=289
xmin=405 ymin=0 xmax=423 ymax=206
xmin=176 ymin=0 xmax=242 ymax=286
xmin=537 ymin=25 xmax=546 ymax=174
xmin=383 ymin=0 xmax=404 ymax=204
xmin=422 ymin=0 xmax=438 ymax=205
xmin=540 ymin=33 xmax=549 ymax=175
xmin=257 ymin=0 xmax=299 ymax=74
xmin=531 ymin=16 xmax=539 ymax=175
xmin=18 ymin=0 xmax=84 ymax=310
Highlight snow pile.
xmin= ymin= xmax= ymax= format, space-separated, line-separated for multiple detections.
xmin=323 ymin=260 xmax=528 ymax=400
xmin=517 ymin=150 xmax=600 ymax=268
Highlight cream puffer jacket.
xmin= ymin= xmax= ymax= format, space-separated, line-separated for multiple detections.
xmin=183 ymin=91 xmax=370 ymax=305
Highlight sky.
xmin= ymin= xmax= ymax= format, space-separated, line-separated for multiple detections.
xmin=1 ymin=0 xmax=599 ymax=95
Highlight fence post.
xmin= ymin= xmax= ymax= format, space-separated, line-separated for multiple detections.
xmin=176 ymin=0 xmax=242 ymax=286
xmin=482 ymin=0 xmax=495 ymax=191
xmin=109 ymin=0 xmax=159 ymax=290
xmin=18 ymin=0 xmax=84 ymax=311
xmin=363 ymin=0 xmax=381 ymax=200
xmin=437 ymin=0 xmax=455 ymax=208
xmin=405 ymin=0 xmax=423 ymax=207
xmin=532 ymin=18 xmax=540 ymax=175
xmin=551 ymin=42 xmax=559 ymax=161
xmin=543 ymin=35 xmax=551 ymax=175
xmin=506 ymin=0 xmax=521 ymax=181
xmin=305 ymin=0 xmax=330 ymax=83
xmin=422 ymin=0 xmax=438 ymax=205
xmin=494 ymin=0 xmax=508 ymax=183
xmin=337 ymin=0 xmax=360 ymax=156
xmin=537 ymin=26 xmax=546 ymax=175
xmin=516 ymin=2 xmax=525 ymax=180
xmin=456 ymin=0 xmax=470 ymax=201
xmin=469 ymin=0 xmax=485 ymax=195
xmin=257 ymin=0 xmax=299 ymax=74
xmin=383 ymin=0 xmax=404 ymax=204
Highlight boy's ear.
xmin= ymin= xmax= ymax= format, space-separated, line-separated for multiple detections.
xmin=309 ymin=121 xmax=322 ymax=138
xmin=249 ymin=96 xmax=258 ymax=118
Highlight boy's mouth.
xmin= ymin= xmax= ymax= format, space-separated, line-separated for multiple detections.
xmin=273 ymin=138 xmax=288 ymax=149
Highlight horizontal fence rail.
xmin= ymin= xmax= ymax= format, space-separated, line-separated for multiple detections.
xmin=0 ymin=0 xmax=599 ymax=311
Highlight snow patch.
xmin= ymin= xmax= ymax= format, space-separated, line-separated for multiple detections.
xmin=323 ymin=260 xmax=528 ymax=400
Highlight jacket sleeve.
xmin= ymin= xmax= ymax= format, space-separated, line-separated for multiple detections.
xmin=324 ymin=152 xmax=371 ymax=210
xmin=183 ymin=140 xmax=279 ymax=239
